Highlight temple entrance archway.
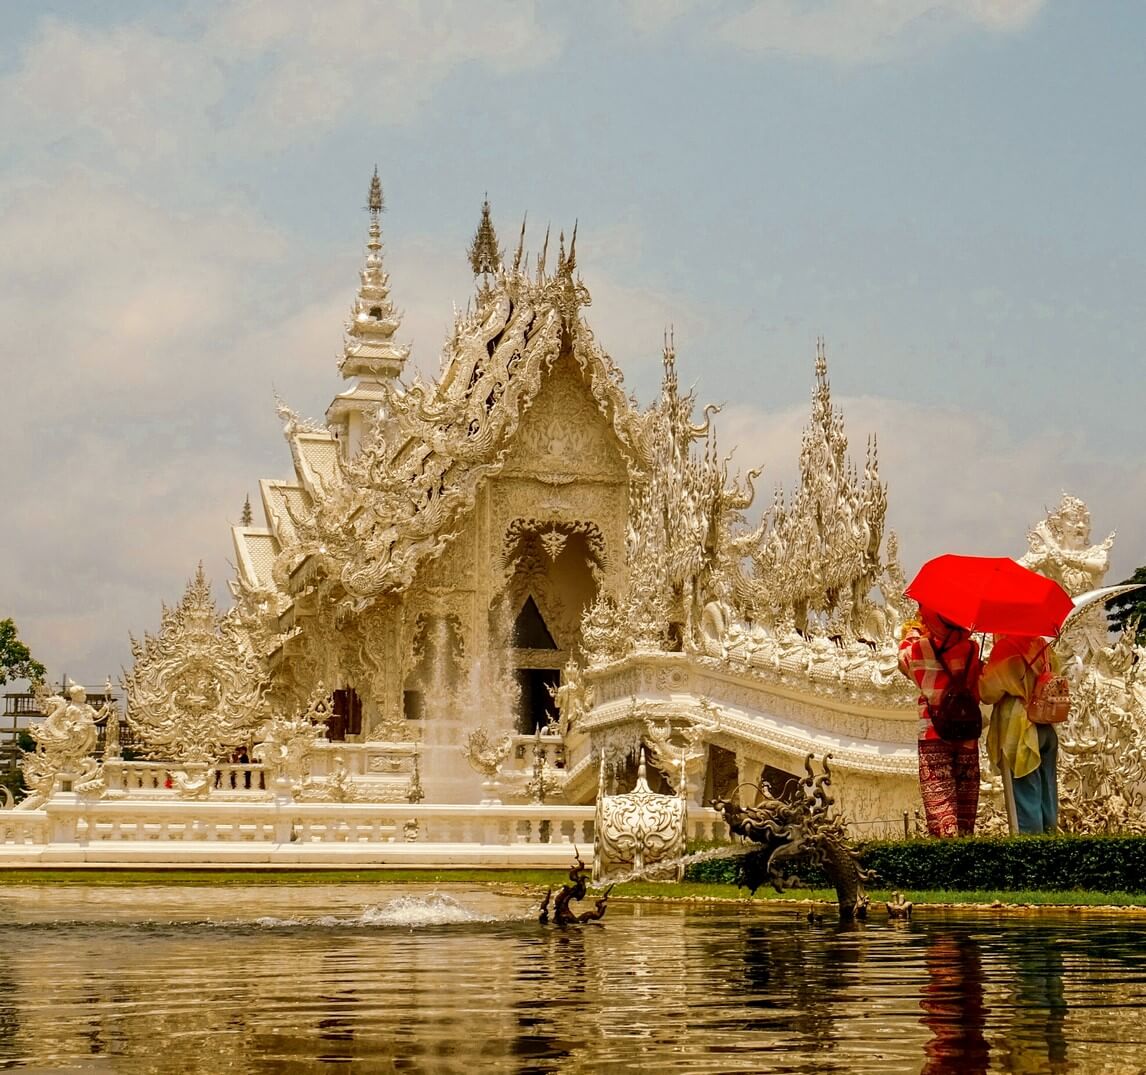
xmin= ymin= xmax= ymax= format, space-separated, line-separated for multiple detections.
xmin=499 ymin=521 xmax=603 ymax=733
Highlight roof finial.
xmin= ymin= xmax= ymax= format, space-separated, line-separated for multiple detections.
xmin=241 ymin=494 xmax=253 ymax=527
xmin=662 ymin=326 xmax=677 ymax=394
xmin=468 ymin=193 xmax=501 ymax=277
xmin=536 ymin=224 xmax=550 ymax=282
xmin=367 ymin=166 xmax=384 ymax=215
xmin=512 ymin=213 xmax=527 ymax=273
xmin=564 ymin=220 xmax=578 ymax=274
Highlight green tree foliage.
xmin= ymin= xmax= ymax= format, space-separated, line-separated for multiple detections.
xmin=0 ymin=618 xmax=45 ymax=685
xmin=1107 ymin=566 xmax=1146 ymax=644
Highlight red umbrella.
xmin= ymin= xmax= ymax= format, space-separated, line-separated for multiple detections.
xmin=904 ymin=554 xmax=1074 ymax=637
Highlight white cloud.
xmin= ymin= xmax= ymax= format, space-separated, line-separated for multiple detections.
xmin=0 ymin=176 xmax=287 ymax=396
xmin=0 ymin=18 xmax=227 ymax=173
xmin=624 ymin=0 xmax=1046 ymax=62
xmin=220 ymin=0 xmax=563 ymax=140
xmin=0 ymin=2 xmax=564 ymax=166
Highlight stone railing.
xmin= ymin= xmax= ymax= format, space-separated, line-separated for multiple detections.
xmin=0 ymin=811 xmax=49 ymax=845
xmin=0 ymin=796 xmax=731 ymax=866
xmin=504 ymin=733 xmax=565 ymax=771
xmin=211 ymin=764 xmax=268 ymax=792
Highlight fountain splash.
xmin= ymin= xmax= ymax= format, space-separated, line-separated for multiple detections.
xmin=589 ymin=842 xmax=752 ymax=889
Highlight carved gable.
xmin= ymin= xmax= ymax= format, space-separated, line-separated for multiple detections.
xmin=502 ymin=355 xmax=630 ymax=482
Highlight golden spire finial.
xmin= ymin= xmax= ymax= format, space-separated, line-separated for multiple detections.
xmin=467 ymin=193 xmax=501 ymax=276
xmin=367 ymin=166 xmax=384 ymax=216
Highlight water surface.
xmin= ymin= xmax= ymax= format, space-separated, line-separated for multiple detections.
xmin=0 ymin=884 xmax=1143 ymax=1072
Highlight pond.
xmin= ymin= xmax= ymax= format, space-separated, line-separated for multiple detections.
xmin=0 ymin=884 xmax=1144 ymax=1072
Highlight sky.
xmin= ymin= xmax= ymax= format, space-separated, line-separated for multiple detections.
xmin=2 ymin=0 xmax=1144 ymax=685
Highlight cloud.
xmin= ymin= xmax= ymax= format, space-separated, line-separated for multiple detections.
xmin=0 ymin=175 xmax=288 ymax=400
xmin=720 ymin=391 xmax=1146 ymax=585
xmin=215 ymin=0 xmax=560 ymax=139
xmin=0 ymin=2 xmax=564 ymax=171
xmin=624 ymin=0 xmax=1046 ymax=62
xmin=0 ymin=18 xmax=227 ymax=176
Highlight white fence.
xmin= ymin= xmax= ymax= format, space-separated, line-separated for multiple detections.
xmin=0 ymin=794 xmax=729 ymax=868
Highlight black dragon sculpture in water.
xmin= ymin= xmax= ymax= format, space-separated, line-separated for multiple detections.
xmin=539 ymin=852 xmax=613 ymax=926
xmin=712 ymin=753 xmax=874 ymax=923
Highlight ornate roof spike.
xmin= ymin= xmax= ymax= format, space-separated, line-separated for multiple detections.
xmin=240 ymin=494 xmax=253 ymax=527
xmin=536 ymin=224 xmax=550 ymax=282
xmin=662 ymin=327 xmax=678 ymax=396
xmin=512 ymin=213 xmax=527 ymax=273
xmin=562 ymin=220 xmax=578 ymax=275
xmin=467 ymin=194 xmax=501 ymax=277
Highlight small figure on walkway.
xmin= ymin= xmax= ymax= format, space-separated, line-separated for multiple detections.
xmin=898 ymin=607 xmax=983 ymax=837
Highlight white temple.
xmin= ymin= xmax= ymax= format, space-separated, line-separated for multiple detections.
xmin=5 ymin=174 xmax=1144 ymax=865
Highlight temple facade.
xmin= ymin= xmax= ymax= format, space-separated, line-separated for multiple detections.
xmin=8 ymin=175 xmax=1145 ymax=869
xmin=209 ymin=172 xmax=922 ymax=822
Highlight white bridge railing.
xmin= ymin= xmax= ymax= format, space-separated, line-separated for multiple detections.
xmin=0 ymin=796 xmax=728 ymax=867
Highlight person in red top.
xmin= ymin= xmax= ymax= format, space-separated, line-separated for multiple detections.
xmin=898 ymin=605 xmax=984 ymax=837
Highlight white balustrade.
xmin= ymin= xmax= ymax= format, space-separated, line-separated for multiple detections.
xmin=0 ymin=782 xmax=726 ymax=865
xmin=503 ymin=734 xmax=565 ymax=774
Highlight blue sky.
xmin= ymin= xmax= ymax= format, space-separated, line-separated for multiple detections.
xmin=2 ymin=1 xmax=1143 ymax=682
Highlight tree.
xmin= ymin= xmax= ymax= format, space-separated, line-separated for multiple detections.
xmin=0 ymin=618 xmax=45 ymax=685
xmin=1107 ymin=567 xmax=1146 ymax=645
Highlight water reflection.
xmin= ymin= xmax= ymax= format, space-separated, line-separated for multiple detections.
xmin=0 ymin=886 xmax=1144 ymax=1072
xmin=1000 ymin=932 xmax=1068 ymax=1074
xmin=919 ymin=931 xmax=989 ymax=1074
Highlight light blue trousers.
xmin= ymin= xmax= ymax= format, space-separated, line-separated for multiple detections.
xmin=1013 ymin=723 xmax=1058 ymax=834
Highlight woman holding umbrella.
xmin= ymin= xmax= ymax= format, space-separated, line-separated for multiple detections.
xmin=898 ymin=606 xmax=984 ymax=838
xmin=980 ymin=635 xmax=1063 ymax=834
xmin=904 ymin=554 xmax=1078 ymax=838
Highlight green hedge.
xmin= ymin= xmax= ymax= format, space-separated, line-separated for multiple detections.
xmin=684 ymin=835 xmax=1146 ymax=894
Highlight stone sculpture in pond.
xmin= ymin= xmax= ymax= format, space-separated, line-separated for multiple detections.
xmin=538 ymin=852 xmax=612 ymax=926
xmin=713 ymin=753 xmax=874 ymax=922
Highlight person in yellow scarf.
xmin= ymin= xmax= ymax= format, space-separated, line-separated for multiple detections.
xmin=980 ymin=635 xmax=1061 ymax=834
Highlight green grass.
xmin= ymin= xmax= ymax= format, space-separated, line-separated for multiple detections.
xmin=0 ymin=869 xmax=1144 ymax=907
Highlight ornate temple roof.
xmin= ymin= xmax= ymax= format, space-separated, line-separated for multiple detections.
xmin=257 ymin=197 xmax=653 ymax=611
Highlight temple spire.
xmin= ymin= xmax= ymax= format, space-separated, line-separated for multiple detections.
xmin=240 ymin=494 xmax=253 ymax=527
xmin=326 ymin=168 xmax=411 ymax=451
xmin=468 ymin=194 xmax=502 ymax=277
xmin=337 ymin=167 xmax=408 ymax=381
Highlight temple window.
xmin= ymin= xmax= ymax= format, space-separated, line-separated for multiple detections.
xmin=515 ymin=668 xmax=560 ymax=734
xmin=403 ymin=690 xmax=425 ymax=721
xmin=330 ymin=688 xmax=363 ymax=740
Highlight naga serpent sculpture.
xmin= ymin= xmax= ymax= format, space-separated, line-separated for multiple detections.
xmin=539 ymin=851 xmax=613 ymax=926
xmin=712 ymin=753 xmax=874 ymax=923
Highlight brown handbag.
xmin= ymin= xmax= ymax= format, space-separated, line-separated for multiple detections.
xmin=927 ymin=646 xmax=983 ymax=742
xmin=1024 ymin=641 xmax=1071 ymax=725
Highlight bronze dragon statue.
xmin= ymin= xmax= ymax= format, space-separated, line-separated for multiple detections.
xmin=539 ymin=851 xmax=613 ymax=926
xmin=712 ymin=753 xmax=874 ymax=923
